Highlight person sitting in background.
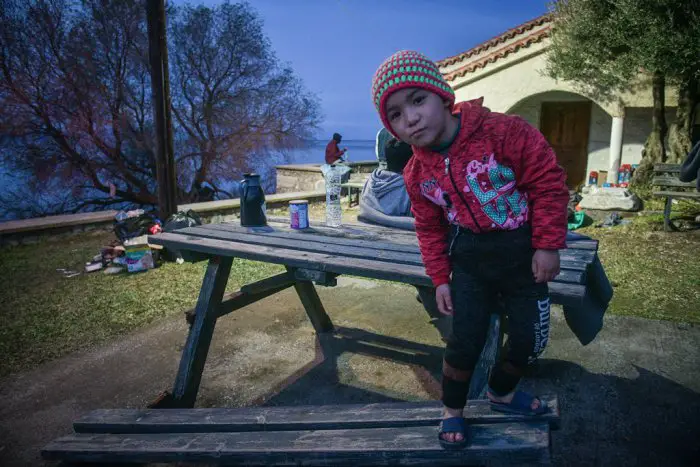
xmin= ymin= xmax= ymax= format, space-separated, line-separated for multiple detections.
xmin=375 ymin=127 xmax=392 ymax=170
xmin=359 ymin=136 xmax=444 ymax=340
xmin=325 ymin=133 xmax=347 ymax=164
xmin=359 ymin=137 xmax=414 ymax=229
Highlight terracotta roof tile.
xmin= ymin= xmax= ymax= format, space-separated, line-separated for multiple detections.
xmin=443 ymin=25 xmax=551 ymax=82
xmin=437 ymin=13 xmax=552 ymax=68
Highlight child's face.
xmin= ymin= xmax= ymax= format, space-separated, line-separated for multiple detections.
xmin=385 ymin=88 xmax=451 ymax=148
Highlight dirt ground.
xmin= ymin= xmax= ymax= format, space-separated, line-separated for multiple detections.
xmin=0 ymin=277 xmax=698 ymax=466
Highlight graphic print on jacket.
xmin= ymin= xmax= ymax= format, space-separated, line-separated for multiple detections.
xmin=420 ymin=178 xmax=460 ymax=224
xmin=463 ymin=153 xmax=528 ymax=229
xmin=419 ymin=154 xmax=528 ymax=230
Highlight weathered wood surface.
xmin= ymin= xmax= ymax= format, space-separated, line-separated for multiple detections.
xmin=653 ymin=190 xmax=700 ymax=199
xmin=171 ymin=256 xmax=232 ymax=408
xmin=185 ymin=272 xmax=297 ymax=324
xmin=150 ymin=231 xmax=435 ymax=286
xmin=342 ymin=182 xmax=367 ymax=189
xmin=651 ymin=165 xmax=699 ymax=231
xmin=291 ymin=269 xmax=335 ymax=334
xmin=653 ymin=163 xmax=682 ymax=173
xmin=174 ymin=225 xmax=588 ymax=285
xmin=150 ymin=232 xmax=586 ymax=305
xmin=652 ymin=175 xmax=696 ymax=189
xmin=149 ymin=220 xmax=597 ymax=291
xmin=73 ymin=397 xmax=560 ymax=434
xmin=43 ymin=422 xmax=551 ymax=466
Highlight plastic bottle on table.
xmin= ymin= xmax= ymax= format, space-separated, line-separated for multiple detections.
xmin=325 ymin=164 xmax=343 ymax=227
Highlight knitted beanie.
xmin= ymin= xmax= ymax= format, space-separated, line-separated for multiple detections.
xmin=371 ymin=50 xmax=455 ymax=137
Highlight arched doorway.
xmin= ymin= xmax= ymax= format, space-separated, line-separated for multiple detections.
xmin=507 ymin=91 xmax=612 ymax=189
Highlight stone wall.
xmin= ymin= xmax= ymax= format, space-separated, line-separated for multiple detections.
xmin=0 ymin=191 xmax=327 ymax=248
xmin=276 ymin=161 xmax=377 ymax=193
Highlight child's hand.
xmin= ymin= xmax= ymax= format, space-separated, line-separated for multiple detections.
xmin=532 ymin=249 xmax=560 ymax=283
xmin=435 ymin=284 xmax=453 ymax=315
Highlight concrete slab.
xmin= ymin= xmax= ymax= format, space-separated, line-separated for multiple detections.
xmin=0 ymin=277 xmax=698 ymax=466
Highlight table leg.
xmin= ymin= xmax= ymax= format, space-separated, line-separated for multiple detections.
xmin=171 ymin=256 xmax=233 ymax=407
xmin=468 ymin=313 xmax=504 ymax=400
xmin=290 ymin=273 xmax=334 ymax=334
xmin=664 ymin=197 xmax=678 ymax=231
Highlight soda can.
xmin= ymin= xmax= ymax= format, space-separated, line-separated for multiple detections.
xmin=289 ymin=200 xmax=309 ymax=229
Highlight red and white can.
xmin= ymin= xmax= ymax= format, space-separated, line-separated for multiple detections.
xmin=289 ymin=200 xmax=309 ymax=229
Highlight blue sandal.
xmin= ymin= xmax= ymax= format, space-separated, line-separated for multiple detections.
xmin=488 ymin=390 xmax=549 ymax=416
xmin=438 ymin=416 xmax=468 ymax=450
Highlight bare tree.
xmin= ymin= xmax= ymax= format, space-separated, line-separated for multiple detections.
xmin=169 ymin=1 xmax=321 ymax=202
xmin=0 ymin=0 xmax=158 ymax=218
xmin=0 ymin=0 xmax=320 ymax=219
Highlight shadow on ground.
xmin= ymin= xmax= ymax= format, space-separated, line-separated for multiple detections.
xmin=251 ymin=326 xmax=700 ymax=467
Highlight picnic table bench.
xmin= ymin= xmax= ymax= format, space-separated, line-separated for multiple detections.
xmin=43 ymin=217 xmax=608 ymax=466
xmin=652 ymin=163 xmax=700 ymax=231
xmin=341 ymin=174 xmax=369 ymax=207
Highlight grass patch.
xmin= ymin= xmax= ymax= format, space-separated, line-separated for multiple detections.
xmin=576 ymin=212 xmax=700 ymax=324
xmin=1 ymin=202 xmax=697 ymax=377
xmin=0 ymin=230 xmax=283 ymax=377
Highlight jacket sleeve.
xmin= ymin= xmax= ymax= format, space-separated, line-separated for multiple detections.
xmin=405 ymin=173 xmax=451 ymax=287
xmin=506 ymin=116 xmax=569 ymax=250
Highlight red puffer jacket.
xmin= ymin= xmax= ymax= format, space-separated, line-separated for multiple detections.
xmin=404 ymin=98 xmax=569 ymax=287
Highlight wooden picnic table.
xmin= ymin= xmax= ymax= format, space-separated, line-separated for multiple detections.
xmin=146 ymin=217 xmax=600 ymax=409
xmin=43 ymin=217 xmax=603 ymax=465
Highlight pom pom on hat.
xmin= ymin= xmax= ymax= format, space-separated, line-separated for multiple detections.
xmin=371 ymin=50 xmax=455 ymax=137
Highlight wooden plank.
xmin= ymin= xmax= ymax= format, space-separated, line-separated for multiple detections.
xmin=149 ymin=234 xmax=586 ymax=303
xmin=73 ymin=397 xmax=560 ymax=435
xmin=218 ymin=282 xmax=296 ymax=319
xmin=267 ymin=216 xmax=420 ymax=240
xmin=43 ymin=422 xmax=550 ymax=466
xmin=214 ymin=219 xmax=598 ymax=253
xmin=171 ymin=256 xmax=232 ymax=408
xmin=240 ymin=271 xmax=295 ymax=295
xmin=652 ymin=175 xmax=696 ymax=188
xmin=290 ymin=268 xmax=334 ymax=333
xmin=653 ymin=190 xmax=700 ymax=199
xmin=0 ymin=210 xmax=117 ymax=235
xmin=180 ymin=225 xmax=427 ymax=266
xmin=548 ymin=282 xmax=586 ymax=307
xmin=654 ymin=163 xmax=681 ymax=173
xmin=185 ymin=272 xmax=295 ymax=323
xmin=149 ymin=232 xmax=435 ymax=286
xmin=469 ymin=313 xmax=503 ymax=401
xmin=294 ymin=268 xmax=339 ymax=286
xmin=203 ymin=222 xmax=422 ymax=254
xmin=175 ymin=226 xmax=587 ymax=284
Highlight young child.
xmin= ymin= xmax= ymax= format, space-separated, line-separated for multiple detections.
xmin=371 ymin=50 xmax=569 ymax=449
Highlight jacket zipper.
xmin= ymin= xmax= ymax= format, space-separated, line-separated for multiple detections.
xmin=445 ymin=157 xmax=483 ymax=233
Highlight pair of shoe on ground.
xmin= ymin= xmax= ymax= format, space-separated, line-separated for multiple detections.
xmin=438 ymin=390 xmax=549 ymax=450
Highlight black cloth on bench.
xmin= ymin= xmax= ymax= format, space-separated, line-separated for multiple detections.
xmin=679 ymin=140 xmax=700 ymax=191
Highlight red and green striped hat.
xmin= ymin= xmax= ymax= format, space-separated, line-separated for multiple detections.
xmin=371 ymin=50 xmax=455 ymax=136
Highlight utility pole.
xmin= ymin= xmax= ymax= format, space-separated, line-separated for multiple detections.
xmin=146 ymin=0 xmax=177 ymax=221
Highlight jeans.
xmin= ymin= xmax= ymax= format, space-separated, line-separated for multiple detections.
xmin=441 ymin=224 xmax=550 ymax=409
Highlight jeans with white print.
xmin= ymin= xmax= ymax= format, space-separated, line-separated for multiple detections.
xmin=441 ymin=224 xmax=550 ymax=409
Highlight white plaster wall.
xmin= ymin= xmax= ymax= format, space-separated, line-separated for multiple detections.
xmin=501 ymin=91 xmax=678 ymax=178
xmin=620 ymin=108 xmax=677 ymax=166
xmin=445 ymin=38 xmax=682 ymax=179
xmin=585 ymin=104 xmax=613 ymax=176
xmin=447 ymin=41 xmax=679 ymax=116
xmin=507 ymin=91 xmax=609 ymax=177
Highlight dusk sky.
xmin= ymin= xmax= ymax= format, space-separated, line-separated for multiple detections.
xmin=178 ymin=0 xmax=551 ymax=139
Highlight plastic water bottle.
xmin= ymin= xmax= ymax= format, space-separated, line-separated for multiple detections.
xmin=325 ymin=164 xmax=343 ymax=227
